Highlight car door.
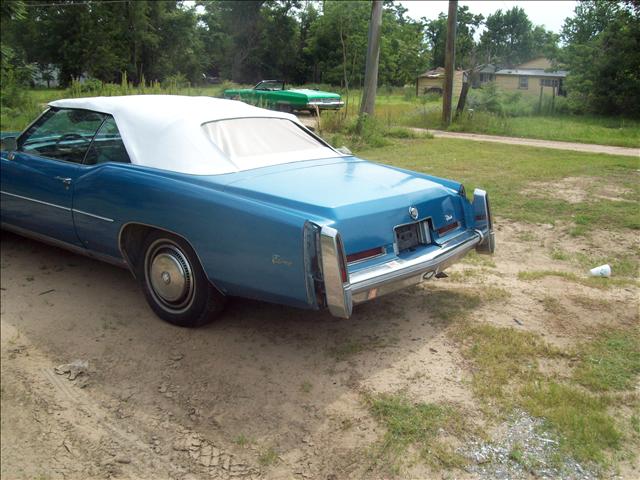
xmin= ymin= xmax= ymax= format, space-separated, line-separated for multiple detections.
xmin=72 ymin=115 xmax=132 ymax=258
xmin=0 ymin=108 xmax=106 ymax=245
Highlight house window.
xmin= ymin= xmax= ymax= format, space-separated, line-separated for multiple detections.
xmin=480 ymin=73 xmax=495 ymax=83
xmin=518 ymin=76 xmax=528 ymax=89
xmin=540 ymin=78 xmax=558 ymax=87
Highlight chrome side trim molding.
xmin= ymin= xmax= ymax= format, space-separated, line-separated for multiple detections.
xmin=319 ymin=225 xmax=352 ymax=319
xmin=1 ymin=190 xmax=71 ymax=211
xmin=73 ymin=209 xmax=114 ymax=223
xmin=1 ymin=222 xmax=127 ymax=268
xmin=1 ymin=191 xmax=115 ymax=223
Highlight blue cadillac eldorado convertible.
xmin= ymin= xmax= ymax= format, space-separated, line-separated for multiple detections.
xmin=0 ymin=95 xmax=494 ymax=327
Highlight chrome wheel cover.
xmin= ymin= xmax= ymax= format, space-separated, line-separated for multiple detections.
xmin=145 ymin=240 xmax=195 ymax=313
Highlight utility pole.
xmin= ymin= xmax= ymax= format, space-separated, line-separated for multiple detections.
xmin=359 ymin=0 xmax=383 ymax=118
xmin=442 ymin=0 xmax=457 ymax=126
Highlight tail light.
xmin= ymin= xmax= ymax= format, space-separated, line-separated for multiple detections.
xmin=437 ymin=221 xmax=459 ymax=236
xmin=346 ymin=246 xmax=385 ymax=264
xmin=336 ymin=235 xmax=348 ymax=283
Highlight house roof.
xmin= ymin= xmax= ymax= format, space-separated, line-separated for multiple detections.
xmin=418 ymin=67 xmax=445 ymax=78
xmin=477 ymin=64 xmax=498 ymax=73
xmin=418 ymin=67 xmax=465 ymax=78
xmin=495 ymin=68 xmax=567 ymax=78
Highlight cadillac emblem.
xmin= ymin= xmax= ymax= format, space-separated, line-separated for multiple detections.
xmin=409 ymin=206 xmax=419 ymax=220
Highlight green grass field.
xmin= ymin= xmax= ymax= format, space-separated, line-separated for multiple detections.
xmin=2 ymin=85 xmax=639 ymax=148
xmin=356 ymin=137 xmax=640 ymax=235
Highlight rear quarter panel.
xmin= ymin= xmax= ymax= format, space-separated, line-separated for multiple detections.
xmin=73 ymin=164 xmax=317 ymax=309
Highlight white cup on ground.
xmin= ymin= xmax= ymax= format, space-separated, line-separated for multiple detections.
xmin=589 ymin=264 xmax=611 ymax=277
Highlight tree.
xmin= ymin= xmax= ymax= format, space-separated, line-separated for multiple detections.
xmin=305 ymin=1 xmax=370 ymax=87
xmin=558 ymin=0 xmax=640 ymax=116
xmin=424 ymin=5 xmax=483 ymax=69
xmin=378 ymin=3 xmax=429 ymax=85
xmin=478 ymin=6 xmax=556 ymax=67
xmin=360 ymin=0 xmax=383 ymax=117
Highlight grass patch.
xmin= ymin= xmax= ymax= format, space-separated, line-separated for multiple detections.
xmin=455 ymin=323 xmax=639 ymax=466
xmin=573 ymin=330 xmax=640 ymax=392
xmin=357 ymin=138 xmax=640 ymax=235
xmin=234 ymin=434 xmax=252 ymax=447
xmin=300 ymin=381 xmax=313 ymax=393
xmin=329 ymin=336 xmax=394 ymax=361
xmin=568 ymin=294 xmax=612 ymax=311
xmin=517 ymin=270 xmax=639 ymax=289
xmin=460 ymin=250 xmax=497 ymax=268
xmin=521 ymin=381 xmax=620 ymax=464
xmin=549 ymin=248 xmax=640 ymax=279
xmin=444 ymin=112 xmax=640 ymax=149
xmin=454 ymin=323 xmax=555 ymax=402
xmin=258 ymin=446 xmax=279 ymax=466
xmin=540 ymin=295 xmax=566 ymax=316
xmin=365 ymin=392 xmax=469 ymax=471
xmin=419 ymin=286 xmax=510 ymax=325
xmin=5 ymin=85 xmax=639 ymax=148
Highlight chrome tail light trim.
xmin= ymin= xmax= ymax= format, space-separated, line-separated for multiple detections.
xmin=319 ymin=225 xmax=352 ymax=319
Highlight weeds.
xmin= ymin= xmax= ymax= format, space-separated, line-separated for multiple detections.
xmin=234 ymin=434 xmax=252 ymax=447
xmin=258 ymin=447 xmax=279 ymax=466
xmin=329 ymin=336 xmax=396 ymax=362
xmin=540 ymin=296 xmax=566 ymax=316
xmin=365 ymin=392 xmax=469 ymax=471
xmin=521 ymin=381 xmax=620 ymax=464
xmin=460 ymin=251 xmax=497 ymax=268
xmin=455 ymin=323 xmax=639 ymax=466
xmin=572 ymin=330 xmax=640 ymax=392
xmin=517 ymin=270 xmax=639 ymax=289
xmin=454 ymin=323 xmax=556 ymax=402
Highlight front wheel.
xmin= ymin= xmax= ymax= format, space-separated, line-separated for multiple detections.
xmin=136 ymin=231 xmax=226 ymax=327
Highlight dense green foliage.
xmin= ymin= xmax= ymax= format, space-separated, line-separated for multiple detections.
xmin=558 ymin=0 xmax=640 ymax=116
xmin=1 ymin=0 xmax=638 ymax=118
xmin=477 ymin=6 xmax=559 ymax=67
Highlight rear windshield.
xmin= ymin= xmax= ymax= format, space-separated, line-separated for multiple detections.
xmin=201 ymin=117 xmax=340 ymax=170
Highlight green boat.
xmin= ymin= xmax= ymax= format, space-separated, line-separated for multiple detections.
xmin=223 ymin=80 xmax=344 ymax=113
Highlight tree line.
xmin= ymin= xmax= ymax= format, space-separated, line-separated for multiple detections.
xmin=1 ymin=0 xmax=638 ymax=116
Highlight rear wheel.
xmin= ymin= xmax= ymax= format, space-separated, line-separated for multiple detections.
xmin=136 ymin=231 xmax=226 ymax=327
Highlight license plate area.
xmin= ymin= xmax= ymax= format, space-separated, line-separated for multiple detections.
xmin=395 ymin=220 xmax=431 ymax=252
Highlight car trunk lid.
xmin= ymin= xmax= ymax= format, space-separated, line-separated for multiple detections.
xmin=222 ymin=158 xmax=467 ymax=255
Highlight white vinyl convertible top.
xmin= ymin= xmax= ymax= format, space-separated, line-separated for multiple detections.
xmin=49 ymin=95 xmax=339 ymax=175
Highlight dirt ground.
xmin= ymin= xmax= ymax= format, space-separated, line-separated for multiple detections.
xmin=1 ymin=216 xmax=638 ymax=479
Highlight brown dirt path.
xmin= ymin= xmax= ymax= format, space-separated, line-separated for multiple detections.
xmin=416 ymin=129 xmax=640 ymax=157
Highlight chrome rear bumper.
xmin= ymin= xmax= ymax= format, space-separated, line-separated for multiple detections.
xmin=306 ymin=101 xmax=345 ymax=109
xmin=320 ymin=188 xmax=494 ymax=319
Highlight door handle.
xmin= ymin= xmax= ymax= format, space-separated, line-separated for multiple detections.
xmin=55 ymin=176 xmax=72 ymax=187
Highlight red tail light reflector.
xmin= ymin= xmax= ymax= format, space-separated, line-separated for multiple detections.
xmin=346 ymin=246 xmax=385 ymax=264
xmin=336 ymin=235 xmax=348 ymax=283
xmin=437 ymin=221 xmax=459 ymax=236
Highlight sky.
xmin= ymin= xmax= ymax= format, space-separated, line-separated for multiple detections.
xmin=398 ymin=1 xmax=578 ymax=35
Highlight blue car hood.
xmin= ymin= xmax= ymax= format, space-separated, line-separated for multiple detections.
xmin=222 ymin=158 xmax=466 ymax=252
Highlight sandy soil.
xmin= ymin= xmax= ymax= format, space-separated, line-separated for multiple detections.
xmin=1 ymin=217 xmax=638 ymax=479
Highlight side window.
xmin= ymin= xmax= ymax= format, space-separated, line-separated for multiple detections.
xmin=19 ymin=108 xmax=105 ymax=163
xmin=518 ymin=76 xmax=529 ymax=89
xmin=84 ymin=116 xmax=130 ymax=165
